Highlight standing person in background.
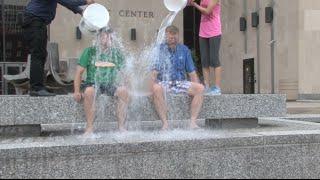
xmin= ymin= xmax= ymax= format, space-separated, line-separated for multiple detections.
xmin=190 ymin=0 xmax=222 ymax=95
xmin=23 ymin=0 xmax=95 ymax=97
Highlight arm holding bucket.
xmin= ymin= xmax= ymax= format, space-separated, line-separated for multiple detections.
xmin=57 ymin=0 xmax=94 ymax=14
xmin=191 ymin=0 xmax=218 ymax=15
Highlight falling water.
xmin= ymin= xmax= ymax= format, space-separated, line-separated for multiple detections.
xmin=156 ymin=11 xmax=179 ymax=45
xmin=82 ymin=8 xmax=182 ymax=134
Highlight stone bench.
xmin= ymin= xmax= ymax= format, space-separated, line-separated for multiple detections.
xmin=1 ymin=129 xmax=319 ymax=178
xmin=0 ymin=94 xmax=286 ymax=136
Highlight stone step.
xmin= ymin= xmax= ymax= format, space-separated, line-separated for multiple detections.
xmin=1 ymin=127 xmax=320 ymax=178
xmin=0 ymin=94 xmax=287 ymax=126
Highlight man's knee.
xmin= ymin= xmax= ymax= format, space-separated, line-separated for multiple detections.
xmin=116 ymin=87 xmax=130 ymax=102
xmin=152 ymin=84 xmax=163 ymax=95
xmin=192 ymin=83 xmax=205 ymax=95
xmin=84 ymin=87 xmax=95 ymax=99
xmin=198 ymin=84 xmax=205 ymax=93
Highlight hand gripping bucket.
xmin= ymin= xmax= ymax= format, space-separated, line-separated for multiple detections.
xmin=164 ymin=0 xmax=188 ymax=12
xmin=79 ymin=3 xmax=110 ymax=36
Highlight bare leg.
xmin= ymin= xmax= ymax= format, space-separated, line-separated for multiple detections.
xmin=212 ymin=66 xmax=222 ymax=88
xmin=188 ymin=82 xmax=205 ymax=129
xmin=152 ymin=84 xmax=169 ymax=130
xmin=115 ymin=86 xmax=130 ymax=132
xmin=202 ymin=67 xmax=210 ymax=89
xmin=83 ymin=87 xmax=96 ymax=135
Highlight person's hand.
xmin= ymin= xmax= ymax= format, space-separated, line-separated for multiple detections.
xmin=188 ymin=0 xmax=196 ymax=6
xmin=79 ymin=10 xmax=83 ymax=16
xmin=74 ymin=92 xmax=82 ymax=103
xmin=86 ymin=0 xmax=95 ymax=5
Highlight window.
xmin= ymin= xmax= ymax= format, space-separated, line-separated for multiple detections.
xmin=0 ymin=0 xmax=29 ymax=94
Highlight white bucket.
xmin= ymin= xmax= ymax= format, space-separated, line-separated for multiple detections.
xmin=164 ymin=0 xmax=188 ymax=12
xmin=79 ymin=3 xmax=110 ymax=36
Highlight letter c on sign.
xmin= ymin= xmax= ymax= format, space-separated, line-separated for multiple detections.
xmin=119 ymin=10 xmax=125 ymax=17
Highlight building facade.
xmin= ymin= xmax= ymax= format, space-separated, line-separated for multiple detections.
xmin=0 ymin=0 xmax=320 ymax=100
xmin=219 ymin=0 xmax=320 ymax=100
xmin=50 ymin=0 xmax=184 ymax=59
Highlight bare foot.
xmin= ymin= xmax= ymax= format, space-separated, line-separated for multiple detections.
xmin=83 ymin=127 xmax=94 ymax=136
xmin=190 ymin=123 xmax=201 ymax=130
xmin=119 ymin=127 xmax=128 ymax=133
xmin=160 ymin=123 xmax=169 ymax=131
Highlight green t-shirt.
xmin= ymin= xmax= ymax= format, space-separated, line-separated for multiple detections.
xmin=78 ymin=47 xmax=125 ymax=86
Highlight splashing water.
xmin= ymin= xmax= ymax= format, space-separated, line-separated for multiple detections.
xmin=124 ymin=10 xmax=179 ymax=97
xmin=78 ymin=129 xmax=222 ymax=144
xmin=83 ymin=9 xmax=182 ymax=133
xmin=156 ymin=11 xmax=179 ymax=44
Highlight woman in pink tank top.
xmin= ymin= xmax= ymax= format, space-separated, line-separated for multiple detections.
xmin=190 ymin=0 xmax=222 ymax=95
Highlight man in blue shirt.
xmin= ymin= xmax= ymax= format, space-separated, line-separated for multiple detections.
xmin=151 ymin=25 xmax=205 ymax=130
xmin=23 ymin=0 xmax=94 ymax=96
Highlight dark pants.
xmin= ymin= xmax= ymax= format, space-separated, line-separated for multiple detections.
xmin=199 ymin=35 xmax=221 ymax=68
xmin=22 ymin=14 xmax=48 ymax=91
xmin=82 ymin=83 xmax=117 ymax=96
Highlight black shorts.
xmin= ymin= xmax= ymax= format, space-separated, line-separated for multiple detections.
xmin=199 ymin=35 xmax=221 ymax=68
xmin=81 ymin=83 xmax=117 ymax=96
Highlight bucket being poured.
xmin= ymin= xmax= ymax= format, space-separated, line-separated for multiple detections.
xmin=79 ymin=3 xmax=110 ymax=36
xmin=164 ymin=0 xmax=188 ymax=12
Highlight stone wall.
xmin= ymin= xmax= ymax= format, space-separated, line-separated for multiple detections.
xmin=50 ymin=0 xmax=184 ymax=60
xmin=1 ymin=131 xmax=320 ymax=178
xmin=220 ymin=0 xmax=320 ymax=99
xmin=49 ymin=0 xmax=320 ymax=99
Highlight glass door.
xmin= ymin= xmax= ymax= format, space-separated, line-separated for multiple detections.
xmin=183 ymin=4 xmax=202 ymax=77
xmin=0 ymin=64 xmax=3 ymax=94
xmin=0 ymin=0 xmax=29 ymax=94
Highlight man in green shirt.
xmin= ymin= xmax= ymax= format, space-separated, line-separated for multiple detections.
xmin=73 ymin=28 xmax=130 ymax=135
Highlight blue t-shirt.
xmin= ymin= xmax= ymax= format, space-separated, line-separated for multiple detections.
xmin=154 ymin=44 xmax=196 ymax=81
xmin=25 ymin=0 xmax=87 ymax=25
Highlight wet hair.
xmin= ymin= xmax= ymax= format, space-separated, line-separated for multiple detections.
xmin=165 ymin=25 xmax=179 ymax=34
xmin=99 ymin=27 xmax=114 ymax=34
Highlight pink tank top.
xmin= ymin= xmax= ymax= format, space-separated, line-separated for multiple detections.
xmin=199 ymin=0 xmax=222 ymax=38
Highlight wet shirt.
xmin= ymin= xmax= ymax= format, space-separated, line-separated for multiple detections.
xmin=78 ymin=47 xmax=125 ymax=86
xmin=25 ymin=0 xmax=87 ymax=24
xmin=154 ymin=44 xmax=196 ymax=81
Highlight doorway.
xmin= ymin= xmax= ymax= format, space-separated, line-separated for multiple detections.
xmin=243 ymin=58 xmax=255 ymax=94
xmin=183 ymin=4 xmax=202 ymax=77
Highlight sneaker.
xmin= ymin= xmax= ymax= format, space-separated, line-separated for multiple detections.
xmin=204 ymin=87 xmax=212 ymax=95
xmin=210 ymin=86 xmax=222 ymax=95
xmin=30 ymin=89 xmax=56 ymax=97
